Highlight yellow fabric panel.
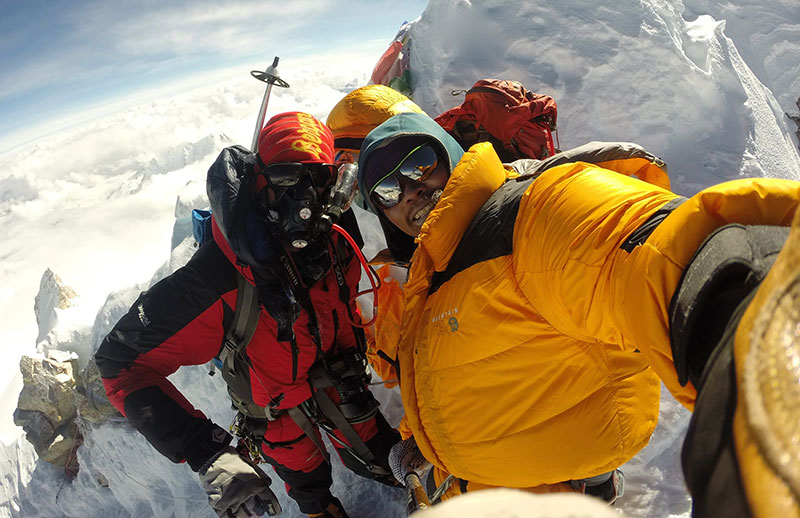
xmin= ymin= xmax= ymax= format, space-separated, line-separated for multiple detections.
xmin=398 ymin=144 xmax=508 ymax=468
xmin=397 ymin=415 xmax=413 ymax=440
xmin=644 ymin=178 xmax=800 ymax=274
xmin=514 ymin=167 xmax=800 ymax=411
xmin=325 ymin=84 xmax=423 ymax=140
xmin=415 ymin=257 xmax=659 ymax=485
xmin=431 ymin=466 xmax=581 ymax=501
xmin=595 ymin=157 xmax=671 ymax=190
xmin=513 ymin=162 xmax=676 ymax=343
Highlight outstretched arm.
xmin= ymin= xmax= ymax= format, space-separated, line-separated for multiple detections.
xmin=96 ymin=242 xmax=237 ymax=469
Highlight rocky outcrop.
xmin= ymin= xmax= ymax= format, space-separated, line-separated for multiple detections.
xmin=75 ymin=359 xmax=121 ymax=425
xmin=13 ymin=351 xmax=121 ymax=479
xmin=13 ymin=351 xmax=83 ymax=477
xmin=15 ymin=270 xmax=122 ymax=479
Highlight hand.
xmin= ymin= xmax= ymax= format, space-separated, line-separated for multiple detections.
xmin=198 ymin=446 xmax=282 ymax=517
xmin=388 ymin=436 xmax=432 ymax=486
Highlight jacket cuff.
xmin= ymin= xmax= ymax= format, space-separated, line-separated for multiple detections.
xmin=183 ymin=422 xmax=233 ymax=472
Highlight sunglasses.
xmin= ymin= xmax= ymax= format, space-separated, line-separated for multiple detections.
xmin=368 ymin=144 xmax=440 ymax=209
xmin=263 ymin=162 xmax=337 ymax=188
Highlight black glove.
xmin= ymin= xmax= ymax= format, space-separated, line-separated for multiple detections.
xmin=388 ymin=436 xmax=432 ymax=486
xmin=198 ymin=446 xmax=282 ymax=517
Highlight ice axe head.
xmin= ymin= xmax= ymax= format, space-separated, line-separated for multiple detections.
xmin=251 ymin=56 xmax=290 ymax=88
xmin=250 ymin=56 xmax=291 ymax=154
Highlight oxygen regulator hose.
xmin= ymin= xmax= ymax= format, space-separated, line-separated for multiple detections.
xmin=331 ymin=223 xmax=381 ymax=327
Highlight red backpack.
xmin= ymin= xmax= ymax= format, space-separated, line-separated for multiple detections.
xmin=434 ymin=79 xmax=558 ymax=161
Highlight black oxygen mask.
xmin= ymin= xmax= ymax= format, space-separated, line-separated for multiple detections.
xmin=259 ymin=162 xmax=338 ymax=250
xmin=263 ymin=178 xmax=320 ymax=249
xmin=259 ymin=162 xmax=359 ymax=251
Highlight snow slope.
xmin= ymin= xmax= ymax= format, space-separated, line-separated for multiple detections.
xmin=1 ymin=0 xmax=799 ymax=516
xmin=409 ymin=0 xmax=800 ymax=195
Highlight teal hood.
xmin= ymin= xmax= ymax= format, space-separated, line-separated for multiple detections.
xmin=358 ymin=112 xmax=465 ymax=215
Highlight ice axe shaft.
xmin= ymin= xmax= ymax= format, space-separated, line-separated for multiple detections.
xmin=250 ymin=56 xmax=290 ymax=153
xmin=389 ymin=437 xmax=434 ymax=515
xmin=405 ymin=472 xmax=431 ymax=515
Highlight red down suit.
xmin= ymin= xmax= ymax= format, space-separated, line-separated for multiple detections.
xmin=95 ymin=145 xmax=397 ymax=512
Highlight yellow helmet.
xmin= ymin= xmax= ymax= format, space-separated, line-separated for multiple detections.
xmin=326 ymin=84 xmax=424 ymax=155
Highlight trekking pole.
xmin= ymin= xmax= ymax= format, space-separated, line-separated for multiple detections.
xmin=250 ymin=56 xmax=290 ymax=153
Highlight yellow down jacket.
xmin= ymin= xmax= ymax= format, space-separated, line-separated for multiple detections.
xmin=366 ymin=139 xmax=800 ymax=489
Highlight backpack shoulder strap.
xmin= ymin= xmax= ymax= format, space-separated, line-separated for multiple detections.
xmin=219 ymin=271 xmax=260 ymax=378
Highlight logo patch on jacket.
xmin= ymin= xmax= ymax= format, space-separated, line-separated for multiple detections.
xmin=137 ymin=303 xmax=151 ymax=327
xmin=432 ymin=308 xmax=459 ymax=334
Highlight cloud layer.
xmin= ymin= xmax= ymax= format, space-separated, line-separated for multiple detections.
xmin=0 ymin=0 xmax=426 ymax=148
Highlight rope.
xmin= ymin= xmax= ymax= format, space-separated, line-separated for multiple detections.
xmin=54 ymin=421 xmax=84 ymax=504
xmin=430 ymin=474 xmax=455 ymax=503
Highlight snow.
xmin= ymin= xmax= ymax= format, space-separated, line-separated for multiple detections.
xmin=1 ymin=0 xmax=799 ymax=516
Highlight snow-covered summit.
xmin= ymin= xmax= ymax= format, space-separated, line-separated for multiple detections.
xmin=409 ymin=0 xmax=800 ymax=194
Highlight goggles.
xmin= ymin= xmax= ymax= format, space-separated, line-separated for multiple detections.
xmin=368 ymin=144 xmax=439 ymax=209
xmin=263 ymin=162 xmax=337 ymax=188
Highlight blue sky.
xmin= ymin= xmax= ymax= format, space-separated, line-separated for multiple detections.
xmin=0 ymin=0 xmax=427 ymax=152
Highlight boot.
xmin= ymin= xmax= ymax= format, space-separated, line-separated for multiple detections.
xmin=583 ymin=470 xmax=625 ymax=505
xmin=572 ymin=470 xmax=625 ymax=505
xmin=307 ymin=496 xmax=350 ymax=518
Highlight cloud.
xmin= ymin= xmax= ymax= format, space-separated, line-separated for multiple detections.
xmin=0 ymin=0 xmax=424 ymax=146
xmin=0 ymin=0 xmax=402 ymax=101
xmin=72 ymin=1 xmax=321 ymax=57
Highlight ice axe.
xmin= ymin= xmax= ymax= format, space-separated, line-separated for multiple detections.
xmin=404 ymin=472 xmax=432 ymax=515
xmin=389 ymin=437 xmax=433 ymax=515
xmin=250 ymin=56 xmax=290 ymax=153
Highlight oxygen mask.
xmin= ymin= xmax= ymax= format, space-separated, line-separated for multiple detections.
xmin=259 ymin=161 xmax=362 ymax=250
xmin=260 ymin=162 xmax=336 ymax=249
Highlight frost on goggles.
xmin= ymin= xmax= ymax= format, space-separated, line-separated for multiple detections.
xmin=263 ymin=162 xmax=337 ymax=188
xmin=368 ymin=144 xmax=439 ymax=209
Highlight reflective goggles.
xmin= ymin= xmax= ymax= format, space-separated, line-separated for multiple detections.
xmin=263 ymin=162 xmax=337 ymax=188
xmin=368 ymin=144 xmax=439 ymax=209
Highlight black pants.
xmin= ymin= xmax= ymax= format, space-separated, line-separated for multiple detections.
xmin=261 ymin=409 xmax=400 ymax=514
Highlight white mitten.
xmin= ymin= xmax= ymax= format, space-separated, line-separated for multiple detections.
xmin=198 ymin=446 xmax=282 ymax=517
xmin=388 ymin=436 xmax=432 ymax=486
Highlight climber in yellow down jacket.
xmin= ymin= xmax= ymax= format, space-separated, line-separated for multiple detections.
xmin=356 ymin=111 xmax=800 ymax=518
